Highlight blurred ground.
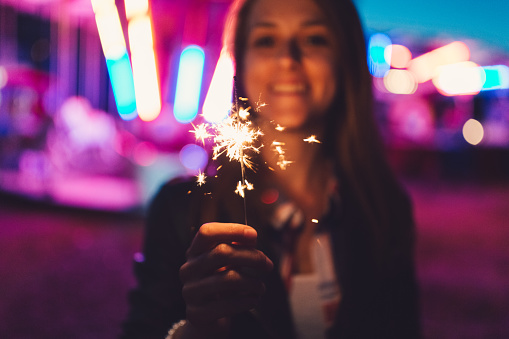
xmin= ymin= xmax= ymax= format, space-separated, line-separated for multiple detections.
xmin=0 ymin=179 xmax=508 ymax=339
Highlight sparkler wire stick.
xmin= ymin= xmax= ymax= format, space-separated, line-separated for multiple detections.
xmin=233 ymin=76 xmax=248 ymax=225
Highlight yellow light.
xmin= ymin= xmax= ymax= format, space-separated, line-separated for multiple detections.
xmin=388 ymin=44 xmax=412 ymax=69
xmin=432 ymin=61 xmax=486 ymax=96
xmin=126 ymin=13 xmax=161 ymax=121
xmin=463 ymin=119 xmax=484 ymax=145
xmin=383 ymin=69 xmax=418 ymax=95
xmin=95 ymin=11 xmax=126 ymax=60
xmin=124 ymin=0 xmax=149 ymax=19
xmin=91 ymin=0 xmax=115 ymax=14
xmin=128 ymin=17 xmax=154 ymax=48
xmin=303 ymin=135 xmax=321 ymax=143
xmin=203 ymin=48 xmax=234 ymax=123
xmin=408 ymin=41 xmax=470 ymax=83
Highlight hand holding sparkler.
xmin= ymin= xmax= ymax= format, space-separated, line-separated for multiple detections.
xmin=179 ymin=222 xmax=273 ymax=336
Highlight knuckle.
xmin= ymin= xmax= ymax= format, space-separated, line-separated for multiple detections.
xmin=198 ymin=223 xmax=214 ymax=237
xmin=224 ymin=269 xmax=241 ymax=282
xmin=181 ymin=284 xmax=192 ymax=301
xmin=179 ymin=263 xmax=189 ymax=281
xmin=211 ymin=243 xmax=233 ymax=260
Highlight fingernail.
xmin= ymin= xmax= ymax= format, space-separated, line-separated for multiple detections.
xmin=244 ymin=227 xmax=257 ymax=238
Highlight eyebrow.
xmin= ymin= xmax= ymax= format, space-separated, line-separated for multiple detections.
xmin=251 ymin=19 xmax=328 ymax=29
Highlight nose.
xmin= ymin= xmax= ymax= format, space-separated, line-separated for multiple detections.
xmin=277 ymin=39 xmax=302 ymax=67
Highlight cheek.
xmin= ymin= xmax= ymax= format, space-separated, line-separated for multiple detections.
xmin=242 ymin=54 xmax=269 ymax=97
xmin=311 ymin=60 xmax=337 ymax=106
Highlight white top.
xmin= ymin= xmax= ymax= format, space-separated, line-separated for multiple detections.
xmin=289 ymin=273 xmax=326 ymax=339
xmin=289 ymin=233 xmax=341 ymax=339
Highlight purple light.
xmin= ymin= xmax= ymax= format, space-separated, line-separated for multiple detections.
xmin=179 ymin=144 xmax=208 ymax=171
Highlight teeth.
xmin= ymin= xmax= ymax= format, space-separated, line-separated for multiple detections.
xmin=272 ymin=84 xmax=305 ymax=93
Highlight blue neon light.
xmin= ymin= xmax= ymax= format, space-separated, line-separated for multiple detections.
xmin=106 ymin=52 xmax=137 ymax=120
xmin=481 ymin=65 xmax=509 ymax=91
xmin=368 ymin=33 xmax=392 ymax=78
xmin=174 ymin=45 xmax=205 ymax=123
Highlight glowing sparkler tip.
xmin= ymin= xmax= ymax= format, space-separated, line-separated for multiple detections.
xmin=191 ymin=123 xmax=213 ymax=145
xmin=311 ymin=219 xmax=319 ymax=224
xmin=196 ymin=171 xmax=207 ymax=186
xmin=304 ymin=135 xmax=321 ymax=143
xmin=275 ymin=124 xmax=285 ymax=131
xmin=235 ymin=180 xmax=254 ymax=198
xmin=239 ymin=107 xmax=251 ymax=120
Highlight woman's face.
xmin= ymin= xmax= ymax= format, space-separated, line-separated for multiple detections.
xmin=242 ymin=0 xmax=337 ymax=129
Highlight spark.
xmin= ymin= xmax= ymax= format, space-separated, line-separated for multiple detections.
xmin=311 ymin=219 xmax=319 ymax=223
xmin=235 ymin=179 xmax=254 ymax=198
xmin=239 ymin=106 xmax=251 ymax=120
xmin=272 ymin=141 xmax=293 ymax=170
xmin=255 ymin=94 xmax=266 ymax=112
xmin=190 ymin=123 xmax=212 ymax=145
xmin=190 ymin=115 xmax=263 ymax=170
xmin=275 ymin=124 xmax=285 ymax=131
xmin=304 ymin=135 xmax=321 ymax=143
xmin=211 ymin=115 xmax=263 ymax=170
xmin=196 ymin=171 xmax=206 ymax=186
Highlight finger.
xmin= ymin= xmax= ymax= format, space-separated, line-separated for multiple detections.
xmin=180 ymin=243 xmax=273 ymax=282
xmin=187 ymin=223 xmax=258 ymax=257
xmin=182 ymin=269 xmax=266 ymax=304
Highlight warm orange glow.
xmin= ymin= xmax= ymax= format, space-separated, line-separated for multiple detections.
xmin=383 ymin=69 xmax=417 ymax=95
xmin=95 ymin=10 xmax=126 ymax=60
xmin=432 ymin=61 xmax=485 ymax=96
xmin=463 ymin=119 xmax=484 ymax=145
xmin=389 ymin=44 xmax=412 ymax=69
xmin=124 ymin=0 xmax=149 ymax=19
xmin=125 ymin=8 xmax=161 ymax=121
xmin=128 ymin=17 xmax=154 ymax=48
xmin=91 ymin=0 xmax=115 ymax=14
xmin=203 ymin=48 xmax=235 ymax=123
xmin=408 ymin=41 xmax=470 ymax=83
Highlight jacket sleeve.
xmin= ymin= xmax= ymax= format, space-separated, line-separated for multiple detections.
xmin=120 ymin=181 xmax=195 ymax=339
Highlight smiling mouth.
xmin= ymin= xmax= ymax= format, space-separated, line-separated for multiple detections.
xmin=271 ymin=83 xmax=306 ymax=94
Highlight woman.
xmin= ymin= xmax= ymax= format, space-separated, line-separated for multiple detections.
xmin=121 ymin=0 xmax=420 ymax=338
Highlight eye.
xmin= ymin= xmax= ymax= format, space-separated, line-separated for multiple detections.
xmin=306 ymin=34 xmax=330 ymax=46
xmin=253 ymin=36 xmax=275 ymax=48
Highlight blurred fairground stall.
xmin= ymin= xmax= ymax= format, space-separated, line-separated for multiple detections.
xmin=0 ymin=0 xmax=508 ymax=211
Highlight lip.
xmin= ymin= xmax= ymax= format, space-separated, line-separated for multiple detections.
xmin=270 ymin=83 xmax=307 ymax=95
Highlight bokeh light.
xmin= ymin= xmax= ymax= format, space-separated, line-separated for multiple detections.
xmin=93 ymin=0 xmax=137 ymax=119
xmin=408 ymin=41 xmax=470 ymax=83
xmin=203 ymin=48 xmax=234 ymax=123
xmin=432 ymin=61 xmax=485 ymax=96
xmin=127 ymin=14 xmax=161 ymax=122
xmin=133 ymin=141 xmax=158 ymax=166
xmin=179 ymin=144 xmax=208 ymax=171
xmin=463 ymin=119 xmax=484 ymax=145
xmin=0 ymin=66 xmax=7 ymax=89
xmin=481 ymin=65 xmax=509 ymax=91
xmin=383 ymin=69 xmax=418 ymax=94
xmin=174 ymin=45 xmax=205 ymax=123
xmin=388 ymin=44 xmax=412 ymax=69
xmin=368 ymin=33 xmax=392 ymax=77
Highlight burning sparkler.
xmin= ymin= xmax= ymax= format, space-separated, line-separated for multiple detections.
xmin=304 ymin=135 xmax=321 ymax=143
xmin=190 ymin=79 xmax=322 ymax=223
xmin=190 ymin=78 xmax=265 ymax=223
xmin=196 ymin=171 xmax=206 ymax=186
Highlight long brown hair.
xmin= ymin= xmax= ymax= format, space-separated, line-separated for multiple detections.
xmin=222 ymin=0 xmax=414 ymax=267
